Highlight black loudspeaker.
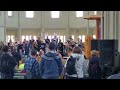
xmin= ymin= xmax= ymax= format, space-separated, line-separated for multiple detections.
xmin=91 ymin=40 xmax=99 ymax=51
xmin=99 ymin=40 xmax=118 ymax=67
xmin=91 ymin=40 xmax=118 ymax=67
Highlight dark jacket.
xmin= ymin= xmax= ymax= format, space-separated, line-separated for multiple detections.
xmin=12 ymin=51 xmax=22 ymax=65
xmin=0 ymin=53 xmax=17 ymax=79
xmin=39 ymin=51 xmax=63 ymax=79
xmin=88 ymin=56 xmax=101 ymax=79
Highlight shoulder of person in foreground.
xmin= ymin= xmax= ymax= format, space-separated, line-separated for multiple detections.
xmin=107 ymin=73 xmax=120 ymax=79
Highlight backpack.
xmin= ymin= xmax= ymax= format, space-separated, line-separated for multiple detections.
xmin=66 ymin=56 xmax=78 ymax=75
xmin=26 ymin=60 xmax=36 ymax=79
xmin=0 ymin=53 xmax=11 ymax=73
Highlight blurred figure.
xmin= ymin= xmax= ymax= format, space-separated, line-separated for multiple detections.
xmin=39 ymin=42 xmax=63 ymax=79
xmin=12 ymin=48 xmax=22 ymax=66
xmin=19 ymin=58 xmax=25 ymax=70
xmin=0 ymin=45 xmax=17 ymax=79
xmin=45 ymin=36 xmax=50 ymax=45
xmin=88 ymin=50 xmax=101 ymax=79
xmin=57 ymin=39 xmax=63 ymax=56
xmin=64 ymin=46 xmax=87 ymax=79
xmin=24 ymin=49 xmax=41 ymax=79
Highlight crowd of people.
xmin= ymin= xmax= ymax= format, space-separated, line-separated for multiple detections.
xmin=0 ymin=35 xmax=115 ymax=79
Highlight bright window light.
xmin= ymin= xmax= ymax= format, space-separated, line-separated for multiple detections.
xmin=60 ymin=36 xmax=63 ymax=42
xmin=82 ymin=35 xmax=85 ymax=42
xmin=76 ymin=11 xmax=83 ymax=17
xmin=8 ymin=11 xmax=12 ymax=16
xmin=51 ymin=11 xmax=60 ymax=18
xmin=72 ymin=35 xmax=74 ymax=40
xmin=93 ymin=35 xmax=96 ymax=39
xmin=26 ymin=11 xmax=34 ymax=18
xmin=78 ymin=36 xmax=82 ymax=39
xmin=64 ymin=36 xmax=66 ymax=42
xmin=94 ymin=11 xmax=97 ymax=15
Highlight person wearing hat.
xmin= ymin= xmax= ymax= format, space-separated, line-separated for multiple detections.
xmin=39 ymin=42 xmax=63 ymax=79
xmin=24 ymin=49 xmax=41 ymax=79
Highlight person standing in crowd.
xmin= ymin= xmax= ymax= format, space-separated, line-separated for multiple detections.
xmin=12 ymin=48 xmax=22 ymax=67
xmin=52 ymin=35 xmax=58 ymax=51
xmin=107 ymin=67 xmax=120 ymax=79
xmin=24 ymin=49 xmax=41 ymax=79
xmin=88 ymin=50 xmax=101 ymax=79
xmin=45 ymin=36 xmax=50 ymax=45
xmin=69 ymin=36 xmax=73 ymax=43
xmin=40 ymin=40 xmax=46 ymax=53
xmin=64 ymin=46 xmax=87 ymax=79
xmin=0 ymin=45 xmax=17 ymax=79
xmin=39 ymin=42 xmax=63 ymax=79
xmin=57 ymin=39 xmax=63 ymax=57
xmin=24 ymin=41 xmax=29 ymax=58
xmin=36 ymin=37 xmax=42 ymax=52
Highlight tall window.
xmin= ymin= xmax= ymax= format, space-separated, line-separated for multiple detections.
xmin=51 ymin=11 xmax=60 ymax=18
xmin=76 ymin=11 xmax=83 ymax=17
xmin=82 ymin=35 xmax=85 ymax=42
xmin=6 ymin=35 xmax=15 ymax=42
xmin=33 ymin=36 xmax=37 ymax=40
xmin=26 ymin=11 xmax=34 ymax=18
xmin=22 ymin=36 xmax=25 ymax=42
xmin=8 ymin=11 xmax=12 ymax=16
xmin=93 ymin=35 xmax=96 ymax=39
xmin=48 ymin=35 xmax=52 ymax=41
xmin=72 ymin=35 xmax=74 ymax=40
xmin=64 ymin=36 xmax=66 ymax=42
xmin=94 ymin=11 xmax=97 ymax=15
xmin=78 ymin=36 xmax=82 ymax=39
xmin=60 ymin=36 xmax=63 ymax=42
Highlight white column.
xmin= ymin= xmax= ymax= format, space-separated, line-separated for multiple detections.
xmin=4 ymin=11 xmax=6 ymax=43
xmin=101 ymin=11 xmax=104 ymax=39
xmin=104 ymin=11 xmax=109 ymax=39
xmin=109 ymin=11 xmax=114 ymax=39
xmin=41 ymin=11 xmax=45 ymax=39
xmin=18 ymin=11 xmax=21 ymax=41
xmin=66 ymin=11 xmax=69 ymax=41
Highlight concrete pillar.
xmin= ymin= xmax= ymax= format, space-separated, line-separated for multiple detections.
xmin=101 ymin=11 xmax=104 ymax=39
xmin=41 ymin=11 xmax=45 ymax=39
xmin=65 ymin=11 xmax=69 ymax=41
xmin=104 ymin=11 xmax=109 ymax=39
xmin=4 ymin=11 xmax=6 ymax=43
xmin=18 ymin=11 xmax=21 ymax=41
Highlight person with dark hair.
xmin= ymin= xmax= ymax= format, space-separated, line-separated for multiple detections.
xmin=24 ymin=49 xmax=41 ymax=79
xmin=12 ymin=48 xmax=22 ymax=66
xmin=64 ymin=46 xmax=87 ymax=79
xmin=0 ymin=45 xmax=17 ymax=79
xmin=57 ymin=39 xmax=63 ymax=56
xmin=39 ymin=42 xmax=63 ymax=79
xmin=45 ymin=36 xmax=50 ymax=45
xmin=39 ymin=40 xmax=46 ymax=53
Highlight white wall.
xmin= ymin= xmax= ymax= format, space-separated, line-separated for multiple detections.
xmin=43 ymin=11 xmax=68 ymax=29
xmin=0 ymin=11 xmax=97 ymax=29
xmin=6 ymin=11 xmax=18 ymax=28
xmin=20 ymin=11 xmax=41 ymax=28
xmin=0 ymin=12 xmax=5 ymax=27
xmin=69 ymin=11 xmax=88 ymax=28
xmin=0 ymin=27 xmax=5 ymax=41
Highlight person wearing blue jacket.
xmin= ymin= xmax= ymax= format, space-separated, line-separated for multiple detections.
xmin=39 ymin=42 xmax=63 ymax=79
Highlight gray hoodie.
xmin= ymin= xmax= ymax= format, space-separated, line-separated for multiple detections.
xmin=65 ymin=53 xmax=87 ymax=78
